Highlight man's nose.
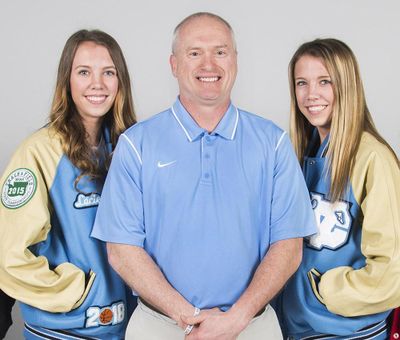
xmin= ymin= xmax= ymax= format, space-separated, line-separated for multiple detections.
xmin=201 ymin=53 xmax=215 ymax=70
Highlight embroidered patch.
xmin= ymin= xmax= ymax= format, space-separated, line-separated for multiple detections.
xmin=1 ymin=168 xmax=37 ymax=209
xmin=306 ymin=192 xmax=352 ymax=250
xmin=86 ymin=301 xmax=125 ymax=327
xmin=73 ymin=193 xmax=101 ymax=209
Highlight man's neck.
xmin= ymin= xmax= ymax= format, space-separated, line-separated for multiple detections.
xmin=180 ymin=97 xmax=230 ymax=133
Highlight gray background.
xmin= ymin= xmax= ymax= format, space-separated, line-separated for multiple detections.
xmin=1 ymin=0 xmax=399 ymax=338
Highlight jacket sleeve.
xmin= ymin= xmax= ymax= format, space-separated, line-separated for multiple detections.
xmin=318 ymin=143 xmax=400 ymax=316
xmin=0 ymin=136 xmax=94 ymax=313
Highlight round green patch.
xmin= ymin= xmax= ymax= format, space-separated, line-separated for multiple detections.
xmin=1 ymin=168 xmax=37 ymax=209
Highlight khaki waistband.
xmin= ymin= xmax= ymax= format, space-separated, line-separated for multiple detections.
xmin=139 ymin=298 xmax=266 ymax=319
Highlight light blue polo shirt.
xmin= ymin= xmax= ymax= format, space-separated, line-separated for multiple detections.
xmin=92 ymin=98 xmax=316 ymax=310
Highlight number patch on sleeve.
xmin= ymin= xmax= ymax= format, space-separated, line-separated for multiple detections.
xmin=86 ymin=301 xmax=125 ymax=328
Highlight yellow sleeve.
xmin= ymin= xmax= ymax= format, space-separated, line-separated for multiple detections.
xmin=0 ymin=130 xmax=94 ymax=313
xmin=318 ymin=136 xmax=400 ymax=316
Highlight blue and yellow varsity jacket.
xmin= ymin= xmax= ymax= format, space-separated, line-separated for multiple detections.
xmin=0 ymin=127 xmax=135 ymax=339
xmin=277 ymin=130 xmax=400 ymax=339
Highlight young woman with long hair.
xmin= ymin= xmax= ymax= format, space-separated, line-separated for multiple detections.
xmin=0 ymin=29 xmax=136 ymax=339
xmin=277 ymin=38 xmax=400 ymax=339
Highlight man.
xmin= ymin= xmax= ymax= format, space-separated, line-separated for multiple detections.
xmin=92 ymin=12 xmax=316 ymax=339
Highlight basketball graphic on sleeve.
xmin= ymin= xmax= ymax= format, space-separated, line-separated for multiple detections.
xmin=99 ymin=308 xmax=114 ymax=325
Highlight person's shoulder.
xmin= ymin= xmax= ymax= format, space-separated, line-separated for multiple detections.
xmin=239 ymin=109 xmax=283 ymax=131
xmin=122 ymin=108 xmax=171 ymax=139
xmin=351 ymin=133 xmax=400 ymax=204
xmin=2 ymin=126 xmax=63 ymax=184
xmin=16 ymin=126 xmax=62 ymax=155
xmin=354 ymin=132 xmax=399 ymax=175
xmin=358 ymin=132 xmax=397 ymax=161
xmin=238 ymin=108 xmax=286 ymax=141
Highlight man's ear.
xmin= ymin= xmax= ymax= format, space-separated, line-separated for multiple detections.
xmin=170 ymin=54 xmax=177 ymax=78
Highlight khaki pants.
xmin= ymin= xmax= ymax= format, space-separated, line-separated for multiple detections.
xmin=125 ymin=299 xmax=282 ymax=339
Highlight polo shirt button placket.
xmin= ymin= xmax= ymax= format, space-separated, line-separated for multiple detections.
xmin=202 ymin=134 xmax=214 ymax=183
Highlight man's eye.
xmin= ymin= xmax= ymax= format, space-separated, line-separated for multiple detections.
xmin=216 ymin=50 xmax=226 ymax=56
xmin=189 ymin=51 xmax=199 ymax=57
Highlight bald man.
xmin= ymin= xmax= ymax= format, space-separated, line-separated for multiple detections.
xmin=92 ymin=12 xmax=316 ymax=340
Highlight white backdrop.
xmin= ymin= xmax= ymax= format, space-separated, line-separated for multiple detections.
xmin=1 ymin=1 xmax=399 ymax=338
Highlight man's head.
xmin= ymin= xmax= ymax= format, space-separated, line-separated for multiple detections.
xmin=170 ymin=12 xmax=238 ymax=110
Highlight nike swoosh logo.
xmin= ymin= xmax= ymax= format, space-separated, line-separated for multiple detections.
xmin=157 ymin=160 xmax=176 ymax=168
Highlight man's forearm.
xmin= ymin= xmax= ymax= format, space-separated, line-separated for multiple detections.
xmin=228 ymin=238 xmax=303 ymax=330
xmin=106 ymin=243 xmax=194 ymax=327
xmin=183 ymin=238 xmax=303 ymax=339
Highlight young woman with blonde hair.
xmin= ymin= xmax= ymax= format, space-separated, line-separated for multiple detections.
xmin=277 ymin=38 xmax=400 ymax=339
xmin=0 ymin=29 xmax=136 ymax=339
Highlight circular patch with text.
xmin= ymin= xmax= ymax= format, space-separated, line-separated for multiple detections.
xmin=1 ymin=168 xmax=37 ymax=209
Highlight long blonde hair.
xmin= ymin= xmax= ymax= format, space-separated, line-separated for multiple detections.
xmin=289 ymin=38 xmax=398 ymax=201
xmin=49 ymin=29 xmax=136 ymax=186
